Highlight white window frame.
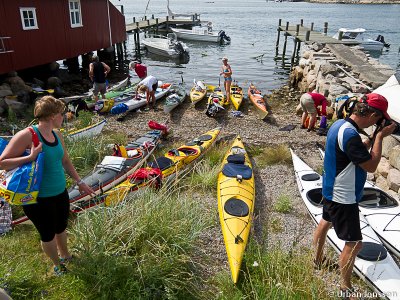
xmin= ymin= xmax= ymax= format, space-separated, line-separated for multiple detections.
xmin=69 ymin=0 xmax=83 ymax=28
xmin=19 ymin=7 xmax=38 ymax=30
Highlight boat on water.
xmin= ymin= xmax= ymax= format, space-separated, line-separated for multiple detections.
xmin=142 ymin=33 xmax=189 ymax=59
xmin=332 ymin=28 xmax=390 ymax=52
xmin=171 ymin=22 xmax=230 ymax=43
xmin=290 ymin=149 xmax=400 ymax=299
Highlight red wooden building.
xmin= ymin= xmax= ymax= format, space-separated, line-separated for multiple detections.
xmin=0 ymin=0 xmax=126 ymax=75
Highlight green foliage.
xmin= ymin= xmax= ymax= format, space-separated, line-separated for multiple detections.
xmin=189 ymin=159 xmax=220 ymax=191
xmin=6 ymin=107 xmax=17 ymax=124
xmin=273 ymin=193 xmax=293 ymax=214
xmin=70 ymin=186 xmax=211 ymax=299
xmin=269 ymin=217 xmax=284 ymax=233
xmin=255 ymin=144 xmax=291 ymax=168
xmin=214 ymin=240 xmax=330 ymax=300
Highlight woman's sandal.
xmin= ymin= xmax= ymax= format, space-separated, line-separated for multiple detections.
xmin=59 ymin=255 xmax=74 ymax=264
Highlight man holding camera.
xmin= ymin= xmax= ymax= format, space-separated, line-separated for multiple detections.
xmin=313 ymin=93 xmax=396 ymax=298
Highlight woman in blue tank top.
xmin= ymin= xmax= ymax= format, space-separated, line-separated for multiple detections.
xmin=0 ymin=96 xmax=95 ymax=276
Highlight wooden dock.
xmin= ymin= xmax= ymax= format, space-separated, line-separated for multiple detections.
xmin=126 ymin=15 xmax=201 ymax=32
xmin=275 ymin=19 xmax=361 ymax=66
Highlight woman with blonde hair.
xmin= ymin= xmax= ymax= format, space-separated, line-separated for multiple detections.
xmin=0 ymin=96 xmax=94 ymax=276
xmin=136 ymin=75 xmax=158 ymax=111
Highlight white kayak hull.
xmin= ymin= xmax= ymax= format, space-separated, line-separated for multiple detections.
xmin=123 ymin=84 xmax=172 ymax=112
xmin=67 ymin=119 xmax=106 ymax=140
xmin=291 ymin=149 xmax=400 ymax=299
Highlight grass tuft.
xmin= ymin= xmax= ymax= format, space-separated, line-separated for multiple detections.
xmin=254 ymin=144 xmax=291 ymax=168
xmin=273 ymin=193 xmax=293 ymax=214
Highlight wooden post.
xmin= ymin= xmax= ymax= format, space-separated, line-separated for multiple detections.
xmin=305 ymin=30 xmax=311 ymax=41
xmin=323 ymin=22 xmax=328 ymax=35
xmin=166 ymin=16 xmax=169 ymax=30
xmin=291 ymin=39 xmax=297 ymax=66
xmin=275 ymin=19 xmax=282 ymax=55
xmin=144 ymin=16 xmax=147 ymax=20
xmin=300 ymin=19 xmax=303 ymax=26
xmin=296 ymin=24 xmax=300 ymax=36
xmin=152 ymin=14 xmax=154 ymax=19
xmin=310 ymin=22 xmax=314 ymax=31
xmin=282 ymin=21 xmax=289 ymax=59
xmin=120 ymin=5 xmax=124 ymax=15
xmin=338 ymin=31 xmax=343 ymax=40
xmin=133 ymin=17 xmax=136 ymax=23
xmin=192 ymin=14 xmax=195 ymax=22
xmin=156 ymin=18 xmax=159 ymax=34
xmin=147 ymin=19 xmax=150 ymax=26
xmin=136 ymin=22 xmax=139 ymax=29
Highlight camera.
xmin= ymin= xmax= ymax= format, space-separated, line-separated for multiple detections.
xmin=383 ymin=119 xmax=400 ymax=135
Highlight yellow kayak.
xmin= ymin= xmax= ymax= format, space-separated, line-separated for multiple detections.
xmin=217 ymin=136 xmax=255 ymax=283
xmin=230 ymin=82 xmax=243 ymax=110
xmin=190 ymin=80 xmax=207 ymax=105
xmin=104 ymin=127 xmax=222 ymax=206
xmin=205 ymin=87 xmax=226 ymax=117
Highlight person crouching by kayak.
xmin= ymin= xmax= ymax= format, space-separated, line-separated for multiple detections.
xmin=300 ymin=90 xmax=327 ymax=132
xmin=313 ymin=94 xmax=396 ymax=297
xmin=129 ymin=60 xmax=147 ymax=80
xmin=136 ymin=75 xmax=158 ymax=111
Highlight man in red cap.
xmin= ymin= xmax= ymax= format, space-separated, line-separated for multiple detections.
xmin=313 ymin=93 xmax=396 ymax=298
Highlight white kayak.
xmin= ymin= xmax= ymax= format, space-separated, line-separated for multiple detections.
xmin=318 ymin=148 xmax=400 ymax=259
xmin=291 ymin=149 xmax=400 ymax=299
xmin=111 ymin=82 xmax=172 ymax=114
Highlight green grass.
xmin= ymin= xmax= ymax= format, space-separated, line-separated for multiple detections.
xmin=214 ymin=240 xmax=330 ymax=300
xmin=254 ymin=145 xmax=291 ymax=169
xmin=273 ymin=194 xmax=293 ymax=214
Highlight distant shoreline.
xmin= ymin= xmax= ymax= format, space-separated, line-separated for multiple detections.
xmin=306 ymin=0 xmax=400 ymax=3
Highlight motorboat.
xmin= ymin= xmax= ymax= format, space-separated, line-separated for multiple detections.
xmin=142 ymin=33 xmax=189 ymax=59
xmin=332 ymin=28 xmax=390 ymax=51
xmin=171 ymin=22 xmax=230 ymax=43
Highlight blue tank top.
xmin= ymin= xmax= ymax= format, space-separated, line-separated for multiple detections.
xmin=32 ymin=126 xmax=66 ymax=197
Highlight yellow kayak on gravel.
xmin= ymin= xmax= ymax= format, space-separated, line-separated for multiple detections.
xmin=104 ymin=127 xmax=222 ymax=206
xmin=230 ymin=81 xmax=244 ymax=110
xmin=190 ymin=80 xmax=207 ymax=105
xmin=217 ymin=136 xmax=255 ymax=284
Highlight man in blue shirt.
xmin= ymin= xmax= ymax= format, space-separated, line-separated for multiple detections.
xmin=313 ymin=93 xmax=396 ymax=296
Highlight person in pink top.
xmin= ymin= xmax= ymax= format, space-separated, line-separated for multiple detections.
xmin=129 ymin=60 xmax=147 ymax=80
xmin=300 ymin=91 xmax=328 ymax=132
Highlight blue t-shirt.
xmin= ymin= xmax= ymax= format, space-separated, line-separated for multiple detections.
xmin=32 ymin=126 xmax=66 ymax=197
xmin=322 ymin=118 xmax=371 ymax=204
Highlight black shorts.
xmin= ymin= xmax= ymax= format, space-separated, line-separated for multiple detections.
xmin=23 ymin=189 xmax=69 ymax=242
xmin=151 ymin=82 xmax=158 ymax=92
xmin=322 ymin=198 xmax=362 ymax=242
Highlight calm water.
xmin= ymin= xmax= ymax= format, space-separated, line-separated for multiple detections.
xmin=110 ymin=0 xmax=400 ymax=93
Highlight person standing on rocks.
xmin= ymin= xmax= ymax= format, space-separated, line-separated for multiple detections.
xmin=220 ymin=57 xmax=232 ymax=104
xmin=313 ymin=93 xmax=396 ymax=298
xmin=89 ymin=55 xmax=111 ymax=102
xmin=300 ymin=90 xmax=327 ymax=132
xmin=129 ymin=60 xmax=147 ymax=80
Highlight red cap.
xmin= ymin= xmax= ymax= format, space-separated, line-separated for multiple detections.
xmin=364 ymin=93 xmax=390 ymax=120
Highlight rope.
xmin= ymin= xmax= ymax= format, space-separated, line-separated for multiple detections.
xmin=334 ymin=64 xmax=373 ymax=91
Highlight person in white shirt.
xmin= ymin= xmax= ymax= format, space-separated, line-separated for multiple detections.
xmin=136 ymin=75 xmax=158 ymax=110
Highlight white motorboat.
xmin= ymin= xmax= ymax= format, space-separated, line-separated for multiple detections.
xmin=142 ymin=33 xmax=189 ymax=59
xmin=333 ymin=28 xmax=390 ymax=51
xmin=171 ymin=22 xmax=230 ymax=43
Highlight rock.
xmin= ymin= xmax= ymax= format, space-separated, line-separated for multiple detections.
xmin=387 ymin=190 xmax=399 ymax=202
xmin=0 ymin=106 xmax=4 ymax=115
xmin=319 ymin=61 xmax=337 ymax=76
xmin=389 ymin=145 xmax=400 ymax=169
xmin=0 ymin=83 xmax=11 ymax=90
xmin=47 ymin=77 xmax=62 ymax=89
xmin=49 ymin=61 xmax=60 ymax=72
xmin=377 ymin=157 xmax=390 ymax=178
xmin=32 ymin=78 xmax=45 ymax=88
xmin=0 ymin=90 xmax=13 ymax=97
xmin=382 ymin=135 xmax=399 ymax=158
xmin=311 ymin=43 xmax=324 ymax=52
xmin=375 ymin=175 xmax=390 ymax=191
xmin=299 ymin=58 xmax=310 ymax=68
xmin=303 ymin=51 xmax=311 ymax=59
xmin=295 ymin=103 xmax=303 ymax=116
xmin=351 ymin=84 xmax=369 ymax=94
xmin=6 ymin=76 xmax=32 ymax=94
xmin=387 ymin=168 xmax=400 ymax=192
xmin=328 ymin=84 xmax=349 ymax=98
xmin=367 ymin=172 xmax=375 ymax=181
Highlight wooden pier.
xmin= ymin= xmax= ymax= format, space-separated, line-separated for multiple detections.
xmin=125 ymin=14 xmax=201 ymax=59
xmin=275 ymin=19 xmax=361 ymax=66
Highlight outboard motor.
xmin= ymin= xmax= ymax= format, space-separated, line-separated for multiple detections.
xmin=219 ymin=30 xmax=231 ymax=43
xmin=174 ymin=42 xmax=186 ymax=56
xmin=376 ymin=35 xmax=390 ymax=48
